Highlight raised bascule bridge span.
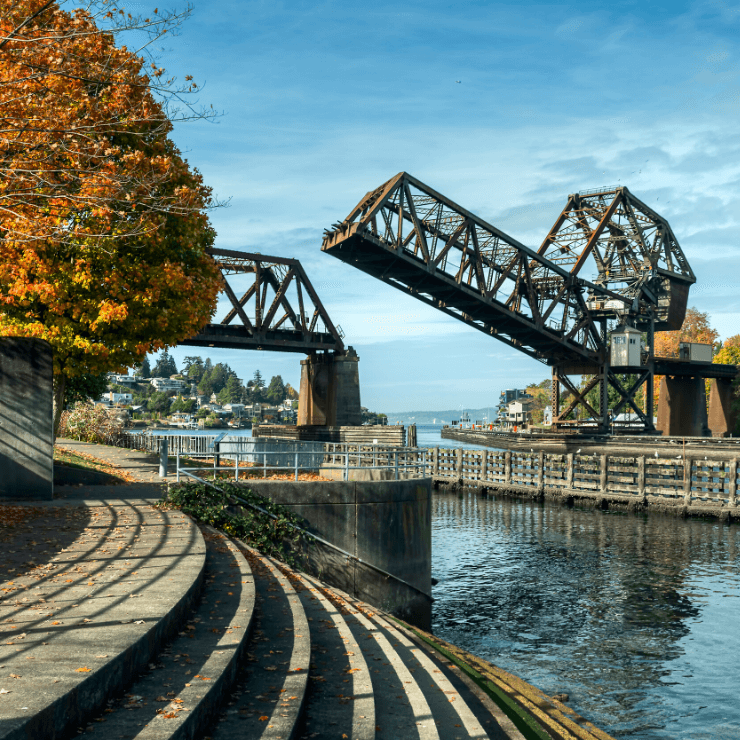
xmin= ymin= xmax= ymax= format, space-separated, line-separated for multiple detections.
xmin=181 ymin=247 xmax=363 ymax=429
xmin=321 ymin=172 xmax=737 ymax=437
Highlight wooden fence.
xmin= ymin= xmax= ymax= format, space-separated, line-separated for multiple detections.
xmin=416 ymin=448 xmax=739 ymax=509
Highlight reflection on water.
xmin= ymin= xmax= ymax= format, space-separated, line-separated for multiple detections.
xmin=432 ymin=491 xmax=740 ymax=739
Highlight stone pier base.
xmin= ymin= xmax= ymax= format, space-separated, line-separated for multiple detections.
xmin=298 ymin=347 xmax=361 ymax=426
xmin=708 ymin=378 xmax=739 ymax=437
xmin=656 ymin=375 xmax=710 ymax=437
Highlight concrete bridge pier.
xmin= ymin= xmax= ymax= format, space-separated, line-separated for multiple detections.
xmin=708 ymin=378 xmax=739 ymax=437
xmin=656 ymin=375 xmax=710 ymax=437
xmin=298 ymin=346 xmax=361 ymax=426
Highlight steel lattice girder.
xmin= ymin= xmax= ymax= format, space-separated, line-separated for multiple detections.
xmin=537 ymin=187 xmax=695 ymax=331
xmin=181 ymin=248 xmax=345 ymax=354
xmin=322 ymin=172 xmax=636 ymax=365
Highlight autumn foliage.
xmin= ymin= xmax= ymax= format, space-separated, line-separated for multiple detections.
xmin=0 ymin=1 xmax=222 ymax=428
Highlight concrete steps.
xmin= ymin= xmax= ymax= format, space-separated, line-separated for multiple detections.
xmin=1 ymin=495 xmax=614 ymax=740
xmin=0 ymin=499 xmax=206 ymax=740
xmin=70 ymin=526 xmax=255 ymax=739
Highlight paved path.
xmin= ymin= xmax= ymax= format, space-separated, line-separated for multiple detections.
xmin=56 ymin=438 xmax=165 ymax=486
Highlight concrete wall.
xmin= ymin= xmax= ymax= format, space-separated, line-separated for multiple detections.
xmin=232 ymin=478 xmax=432 ymax=629
xmin=0 ymin=338 xmax=54 ymax=500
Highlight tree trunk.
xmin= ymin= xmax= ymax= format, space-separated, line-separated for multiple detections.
xmin=52 ymin=374 xmax=66 ymax=444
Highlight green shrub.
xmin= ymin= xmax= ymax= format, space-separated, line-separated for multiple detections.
xmin=162 ymin=481 xmax=307 ymax=566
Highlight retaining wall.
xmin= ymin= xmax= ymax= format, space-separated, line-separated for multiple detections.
xmin=0 ymin=337 xmax=53 ymax=500
xmin=230 ymin=478 xmax=432 ymax=629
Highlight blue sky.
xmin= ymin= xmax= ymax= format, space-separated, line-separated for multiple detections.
xmin=137 ymin=0 xmax=740 ymax=413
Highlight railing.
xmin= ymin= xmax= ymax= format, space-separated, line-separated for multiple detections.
xmin=428 ymin=448 xmax=740 ymax=507
xmin=174 ymin=442 xmax=430 ymax=483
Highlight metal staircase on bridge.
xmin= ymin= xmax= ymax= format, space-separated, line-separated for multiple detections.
xmin=321 ymin=172 xmax=709 ymax=434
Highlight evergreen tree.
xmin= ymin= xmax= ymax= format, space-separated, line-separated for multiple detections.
xmin=266 ymin=375 xmax=286 ymax=405
xmin=209 ymin=363 xmax=230 ymax=394
xmin=220 ymin=374 xmax=242 ymax=404
xmin=153 ymin=350 xmax=178 ymax=377
xmin=134 ymin=357 xmax=151 ymax=378
xmin=182 ymin=355 xmax=204 ymax=381
xmin=198 ymin=367 xmax=215 ymax=397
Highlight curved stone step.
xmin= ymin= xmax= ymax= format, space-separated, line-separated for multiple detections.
xmin=208 ymin=541 xmax=310 ymax=740
xmin=273 ymin=565 xmax=375 ymax=740
xmin=0 ymin=501 xmax=206 ymax=740
xmin=69 ymin=525 xmax=255 ymax=739
xmin=301 ymin=575 xmax=522 ymax=740
xmin=298 ymin=573 xmax=439 ymax=740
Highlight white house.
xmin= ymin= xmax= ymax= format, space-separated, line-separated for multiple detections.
xmin=223 ymin=403 xmax=246 ymax=416
xmin=99 ymin=391 xmax=133 ymax=405
xmin=107 ymin=373 xmax=140 ymax=385
xmin=150 ymin=377 xmax=187 ymax=392
xmin=506 ymin=398 xmax=533 ymax=427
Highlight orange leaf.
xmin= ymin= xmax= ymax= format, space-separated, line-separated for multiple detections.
xmin=75 ymin=667 xmax=91 ymax=673
xmin=259 ymin=715 xmax=269 ymax=721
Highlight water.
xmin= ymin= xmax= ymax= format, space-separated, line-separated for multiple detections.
xmin=415 ymin=423 xmax=502 ymax=452
xmin=431 ymin=491 xmax=740 ymax=739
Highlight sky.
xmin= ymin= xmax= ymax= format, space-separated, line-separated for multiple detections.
xmin=129 ymin=0 xmax=740 ymax=413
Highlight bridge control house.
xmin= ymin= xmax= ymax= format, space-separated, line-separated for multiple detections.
xmin=610 ymin=326 xmax=642 ymax=367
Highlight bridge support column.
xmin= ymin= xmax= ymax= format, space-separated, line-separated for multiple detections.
xmin=656 ymin=375 xmax=710 ymax=437
xmin=298 ymin=347 xmax=361 ymax=426
xmin=708 ymin=378 xmax=738 ymax=437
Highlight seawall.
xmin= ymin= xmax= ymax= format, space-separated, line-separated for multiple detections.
xmin=230 ymin=477 xmax=433 ymax=629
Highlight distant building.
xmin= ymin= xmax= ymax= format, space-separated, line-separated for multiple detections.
xmin=497 ymin=389 xmax=532 ymax=424
xmin=505 ymin=398 xmax=533 ymax=428
xmin=107 ymin=373 xmax=141 ymax=386
xmin=99 ymin=391 xmax=133 ymax=406
xmin=150 ymin=377 xmax=187 ymax=392
xmin=223 ymin=403 xmax=246 ymax=417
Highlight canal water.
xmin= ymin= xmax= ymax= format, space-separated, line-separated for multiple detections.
xmin=431 ymin=491 xmax=740 ymax=739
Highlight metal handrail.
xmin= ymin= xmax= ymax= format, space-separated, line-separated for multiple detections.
xmin=175 ymin=446 xmax=429 ymax=482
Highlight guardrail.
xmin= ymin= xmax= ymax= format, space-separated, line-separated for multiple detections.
xmin=428 ymin=447 xmax=740 ymax=508
xmin=174 ymin=443 xmax=430 ymax=483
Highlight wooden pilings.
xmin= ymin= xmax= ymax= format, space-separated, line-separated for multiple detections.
xmin=429 ymin=446 xmax=740 ymax=515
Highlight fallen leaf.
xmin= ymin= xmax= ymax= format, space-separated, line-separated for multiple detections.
xmin=9 ymin=674 xmax=20 ymax=679
xmin=75 ymin=667 xmax=91 ymax=673
xmin=155 ymin=696 xmax=168 ymax=702
xmin=259 ymin=715 xmax=269 ymax=721
xmin=0 ymin=688 xmax=10 ymax=694
xmin=264 ymin=666 xmax=277 ymax=671
xmin=51 ymin=621 xmax=61 ymax=626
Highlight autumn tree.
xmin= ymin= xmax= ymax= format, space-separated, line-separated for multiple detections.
xmin=0 ymin=1 xmax=222 ymax=433
xmin=652 ymin=307 xmax=719 ymax=405
xmin=0 ymin=0 xmax=217 ymax=246
xmin=714 ymin=335 xmax=740 ymax=366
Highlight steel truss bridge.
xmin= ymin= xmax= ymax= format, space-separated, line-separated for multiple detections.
xmin=182 ymin=248 xmax=345 ymax=355
xmin=321 ymin=172 xmax=731 ymax=433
